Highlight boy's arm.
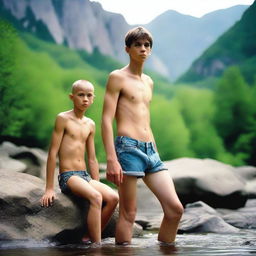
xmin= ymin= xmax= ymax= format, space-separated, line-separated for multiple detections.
xmin=40 ymin=115 xmax=65 ymax=207
xmin=86 ymin=120 xmax=99 ymax=181
xmin=146 ymin=75 xmax=159 ymax=151
xmin=101 ymin=72 xmax=123 ymax=186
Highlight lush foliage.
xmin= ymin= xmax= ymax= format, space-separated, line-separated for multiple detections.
xmin=1 ymin=19 xmax=255 ymax=166
xmin=214 ymin=67 xmax=256 ymax=165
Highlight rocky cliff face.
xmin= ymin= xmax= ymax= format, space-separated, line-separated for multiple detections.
xmin=1 ymin=0 xmax=130 ymax=61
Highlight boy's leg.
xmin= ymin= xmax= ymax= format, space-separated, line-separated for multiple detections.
xmin=116 ymin=175 xmax=138 ymax=244
xmin=67 ymin=176 xmax=102 ymax=243
xmin=89 ymin=180 xmax=119 ymax=230
xmin=143 ymin=170 xmax=184 ymax=243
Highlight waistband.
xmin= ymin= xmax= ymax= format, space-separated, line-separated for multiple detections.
xmin=116 ymin=136 xmax=154 ymax=148
xmin=59 ymin=170 xmax=87 ymax=176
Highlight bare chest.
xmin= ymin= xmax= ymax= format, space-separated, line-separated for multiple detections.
xmin=121 ymin=80 xmax=152 ymax=104
xmin=64 ymin=120 xmax=90 ymax=141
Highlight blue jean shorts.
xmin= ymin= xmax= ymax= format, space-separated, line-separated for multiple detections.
xmin=58 ymin=170 xmax=91 ymax=194
xmin=115 ymin=136 xmax=167 ymax=178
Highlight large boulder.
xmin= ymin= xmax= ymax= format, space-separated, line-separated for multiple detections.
xmin=0 ymin=169 xmax=142 ymax=243
xmin=0 ymin=169 xmax=88 ymax=242
xmin=166 ymin=158 xmax=247 ymax=209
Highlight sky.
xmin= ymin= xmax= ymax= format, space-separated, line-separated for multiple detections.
xmin=94 ymin=0 xmax=254 ymax=24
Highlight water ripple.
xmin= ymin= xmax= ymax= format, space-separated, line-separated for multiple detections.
xmin=0 ymin=231 xmax=256 ymax=256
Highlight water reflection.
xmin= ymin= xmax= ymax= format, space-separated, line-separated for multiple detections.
xmin=158 ymin=243 xmax=178 ymax=255
xmin=0 ymin=232 xmax=256 ymax=256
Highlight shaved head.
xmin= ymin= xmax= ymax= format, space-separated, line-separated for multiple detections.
xmin=71 ymin=80 xmax=94 ymax=94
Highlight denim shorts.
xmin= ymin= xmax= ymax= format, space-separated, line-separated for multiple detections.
xmin=115 ymin=136 xmax=167 ymax=178
xmin=58 ymin=170 xmax=91 ymax=193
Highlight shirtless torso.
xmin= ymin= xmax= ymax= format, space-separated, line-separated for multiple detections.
xmin=104 ymin=66 xmax=154 ymax=143
xmin=115 ymin=69 xmax=153 ymax=142
xmin=57 ymin=111 xmax=93 ymax=173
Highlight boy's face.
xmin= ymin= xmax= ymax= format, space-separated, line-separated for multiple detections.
xmin=70 ymin=82 xmax=95 ymax=111
xmin=126 ymin=38 xmax=152 ymax=61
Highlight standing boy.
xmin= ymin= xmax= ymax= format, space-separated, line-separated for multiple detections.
xmin=101 ymin=27 xmax=183 ymax=245
xmin=41 ymin=80 xmax=118 ymax=244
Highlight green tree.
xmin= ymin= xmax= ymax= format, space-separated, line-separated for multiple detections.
xmin=233 ymin=83 xmax=256 ymax=165
xmin=214 ymin=66 xmax=252 ymax=158
xmin=0 ymin=19 xmax=28 ymax=137
xmin=176 ymin=86 xmax=227 ymax=159
xmin=151 ymin=96 xmax=193 ymax=160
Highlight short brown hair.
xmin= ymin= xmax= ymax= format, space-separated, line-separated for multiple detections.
xmin=125 ymin=26 xmax=153 ymax=48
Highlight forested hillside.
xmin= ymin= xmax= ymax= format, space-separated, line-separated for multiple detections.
xmin=1 ymin=18 xmax=255 ymax=166
xmin=178 ymin=1 xmax=256 ymax=84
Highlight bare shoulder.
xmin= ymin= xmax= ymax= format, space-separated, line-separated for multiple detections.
xmin=109 ymin=69 xmax=125 ymax=79
xmin=84 ymin=117 xmax=95 ymax=132
xmin=143 ymin=73 xmax=154 ymax=89
xmin=107 ymin=69 xmax=127 ymax=86
xmin=56 ymin=110 xmax=72 ymax=122
xmin=55 ymin=110 xmax=76 ymax=128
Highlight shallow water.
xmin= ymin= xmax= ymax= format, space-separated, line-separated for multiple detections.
xmin=1 ymin=231 xmax=256 ymax=256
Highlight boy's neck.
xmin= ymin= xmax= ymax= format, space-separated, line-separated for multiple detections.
xmin=73 ymin=108 xmax=85 ymax=119
xmin=127 ymin=61 xmax=144 ymax=77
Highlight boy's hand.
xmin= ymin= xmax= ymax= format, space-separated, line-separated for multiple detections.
xmin=106 ymin=160 xmax=123 ymax=186
xmin=40 ymin=189 xmax=56 ymax=207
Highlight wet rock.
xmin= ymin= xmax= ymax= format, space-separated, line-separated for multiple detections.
xmin=165 ymin=158 xmax=247 ymax=209
xmin=179 ymin=201 xmax=239 ymax=234
xmin=221 ymin=199 xmax=256 ymax=229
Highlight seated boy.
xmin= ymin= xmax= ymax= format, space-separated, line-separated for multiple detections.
xmin=41 ymin=79 xmax=118 ymax=244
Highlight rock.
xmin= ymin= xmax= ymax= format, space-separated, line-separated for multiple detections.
xmin=235 ymin=166 xmax=256 ymax=180
xmin=221 ymin=199 xmax=256 ymax=229
xmin=0 ymin=169 xmax=85 ymax=242
xmin=235 ymin=166 xmax=256 ymax=198
xmin=165 ymin=158 xmax=247 ymax=209
xmin=1 ymin=0 xmax=129 ymax=62
xmin=178 ymin=201 xmax=239 ymax=234
xmin=0 ymin=169 xmax=134 ymax=243
xmin=0 ymin=141 xmax=47 ymax=178
xmin=0 ymin=155 xmax=27 ymax=173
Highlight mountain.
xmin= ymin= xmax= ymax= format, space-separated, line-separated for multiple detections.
xmin=0 ymin=0 xmax=249 ymax=81
xmin=178 ymin=1 xmax=256 ymax=84
xmin=146 ymin=5 xmax=248 ymax=80
xmin=0 ymin=0 xmax=130 ymax=62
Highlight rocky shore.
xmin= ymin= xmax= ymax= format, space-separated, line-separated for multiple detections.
xmin=1 ymin=141 xmax=256 ymax=243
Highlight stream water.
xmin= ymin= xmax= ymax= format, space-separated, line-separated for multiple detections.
xmin=1 ymin=231 xmax=256 ymax=256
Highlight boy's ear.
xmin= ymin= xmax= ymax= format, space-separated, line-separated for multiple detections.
xmin=125 ymin=46 xmax=130 ymax=54
xmin=69 ymin=93 xmax=73 ymax=100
